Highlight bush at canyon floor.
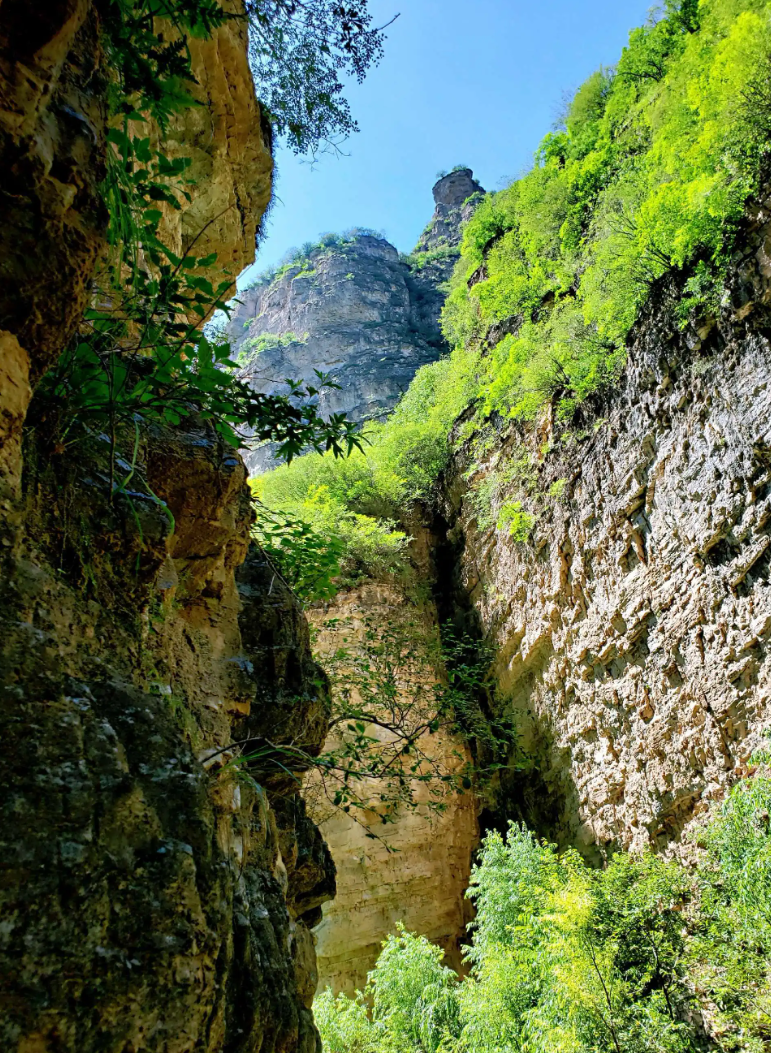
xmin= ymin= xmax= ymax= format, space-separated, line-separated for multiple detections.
xmin=316 ymin=757 xmax=771 ymax=1053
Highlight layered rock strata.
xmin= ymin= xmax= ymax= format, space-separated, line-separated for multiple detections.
xmin=0 ymin=5 xmax=334 ymax=1051
xmin=437 ymin=195 xmax=771 ymax=857
xmin=228 ymin=169 xmax=485 ymax=474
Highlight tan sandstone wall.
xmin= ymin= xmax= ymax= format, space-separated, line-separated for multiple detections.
xmin=306 ymin=582 xmax=478 ymax=995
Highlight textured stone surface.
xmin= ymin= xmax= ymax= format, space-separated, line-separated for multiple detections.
xmin=0 ymin=422 xmax=335 ymax=1053
xmin=0 ymin=5 xmax=334 ymax=1051
xmin=228 ymin=170 xmax=485 ymax=475
xmin=306 ymin=583 xmax=477 ymax=995
xmin=437 ymin=197 xmax=771 ymax=856
xmin=0 ymin=0 xmax=107 ymax=383
xmin=165 ymin=0 xmax=273 ymax=287
xmin=0 ymin=330 xmax=30 ymax=501
xmin=229 ymin=235 xmax=444 ymax=474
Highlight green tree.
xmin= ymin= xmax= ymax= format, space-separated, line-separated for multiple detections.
xmin=315 ymin=763 xmax=771 ymax=1053
xmin=368 ymin=925 xmax=461 ymax=1053
xmin=246 ymin=0 xmax=395 ymax=154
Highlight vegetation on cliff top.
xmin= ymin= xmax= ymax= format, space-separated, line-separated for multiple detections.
xmin=242 ymin=227 xmax=389 ymax=291
xmin=256 ymin=0 xmax=771 ymax=571
xmin=444 ymin=0 xmax=770 ymax=420
xmin=316 ymin=756 xmax=771 ymax=1053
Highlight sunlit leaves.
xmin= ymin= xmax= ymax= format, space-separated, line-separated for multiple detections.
xmin=316 ymin=771 xmax=771 ymax=1052
xmin=442 ymin=0 xmax=771 ymax=424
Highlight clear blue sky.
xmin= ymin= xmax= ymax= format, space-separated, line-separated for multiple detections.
xmin=239 ymin=0 xmax=651 ymax=286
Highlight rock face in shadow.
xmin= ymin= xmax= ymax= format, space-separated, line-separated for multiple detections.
xmin=0 ymin=424 xmax=335 ymax=1053
xmin=0 ymin=5 xmax=334 ymax=1051
xmin=436 ymin=193 xmax=771 ymax=858
xmin=0 ymin=0 xmax=107 ymax=390
xmin=227 ymin=170 xmax=485 ymax=475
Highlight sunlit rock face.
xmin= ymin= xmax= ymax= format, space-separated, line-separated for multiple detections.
xmin=436 ymin=195 xmax=771 ymax=859
xmin=227 ymin=170 xmax=485 ymax=475
xmin=414 ymin=167 xmax=485 ymax=255
xmin=305 ymin=582 xmax=478 ymax=996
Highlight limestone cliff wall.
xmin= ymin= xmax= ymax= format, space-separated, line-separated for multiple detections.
xmin=305 ymin=583 xmax=478 ymax=995
xmin=435 ymin=194 xmax=771 ymax=857
xmin=0 ymin=5 xmax=334 ymax=1052
xmin=227 ymin=170 xmax=484 ymax=475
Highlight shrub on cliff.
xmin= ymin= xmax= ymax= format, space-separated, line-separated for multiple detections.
xmin=255 ymin=352 xmax=481 ymax=571
xmin=441 ymin=0 xmax=771 ymax=423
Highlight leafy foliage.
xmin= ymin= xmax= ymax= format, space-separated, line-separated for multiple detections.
xmin=252 ymin=501 xmax=343 ymax=601
xmin=100 ymin=0 xmax=231 ymax=129
xmin=369 ymin=926 xmax=461 ymax=1053
xmin=297 ymin=613 xmax=511 ymax=836
xmin=255 ymin=353 xmax=481 ymax=572
xmin=496 ymin=501 xmax=534 ymax=541
xmin=237 ymin=329 xmax=307 ymax=365
xmin=316 ymin=761 xmax=771 ymax=1052
xmin=314 ymin=988 xmax=378 ymax=1053
xmin=246 ymin=0 xmax=391 ymax=154
xmin=442 ymin=0 xmax=771 ymax=423
xmin=252 ymin=468 xmax=409 ymax=586
xmin=217 ymin=581 xmax=512 ymax=838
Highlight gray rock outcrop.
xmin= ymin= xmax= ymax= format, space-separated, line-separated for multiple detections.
xmin=414 ymin=167 xmax=484 ymax=255
xmin=227 ymin=170 xmax=485 ymax=474
xmin=434 ymin=194 xmax=771 ymax=858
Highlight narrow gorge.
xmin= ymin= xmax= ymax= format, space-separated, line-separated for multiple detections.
xmin=3 ymin=2 xmax=771 ymax=1052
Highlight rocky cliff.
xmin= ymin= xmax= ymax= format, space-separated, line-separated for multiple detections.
xmin=433 ymin=193 xmax=771 ymax=859
xmin=306 ymin=582 xmax=477 ymax=995
xmin=0 ymin=5 xmax=334 ymax=1051
xmin=413 ymin=167 xmax=484 ymax=256
xmin=227 ymin=169 xmax=484 ymax=474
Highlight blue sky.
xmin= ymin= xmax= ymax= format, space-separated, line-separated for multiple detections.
xmin=239 ymin=0 xmax=652 ymax=286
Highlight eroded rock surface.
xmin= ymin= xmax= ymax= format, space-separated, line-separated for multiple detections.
xmin=306 ymin=582 xmax=477 ymax=995
xmin=1 ymin=423 xmax=335 ymax=1052
xmin=166 ymin=0 xmax=273 ymax=285
xmin=228 ymin=170 xmax=485 ymax=474
xmin=438 ymin=196 xmax=771 ymax=856
xmin=0 ymin=5 xmax=334 ymax=1051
